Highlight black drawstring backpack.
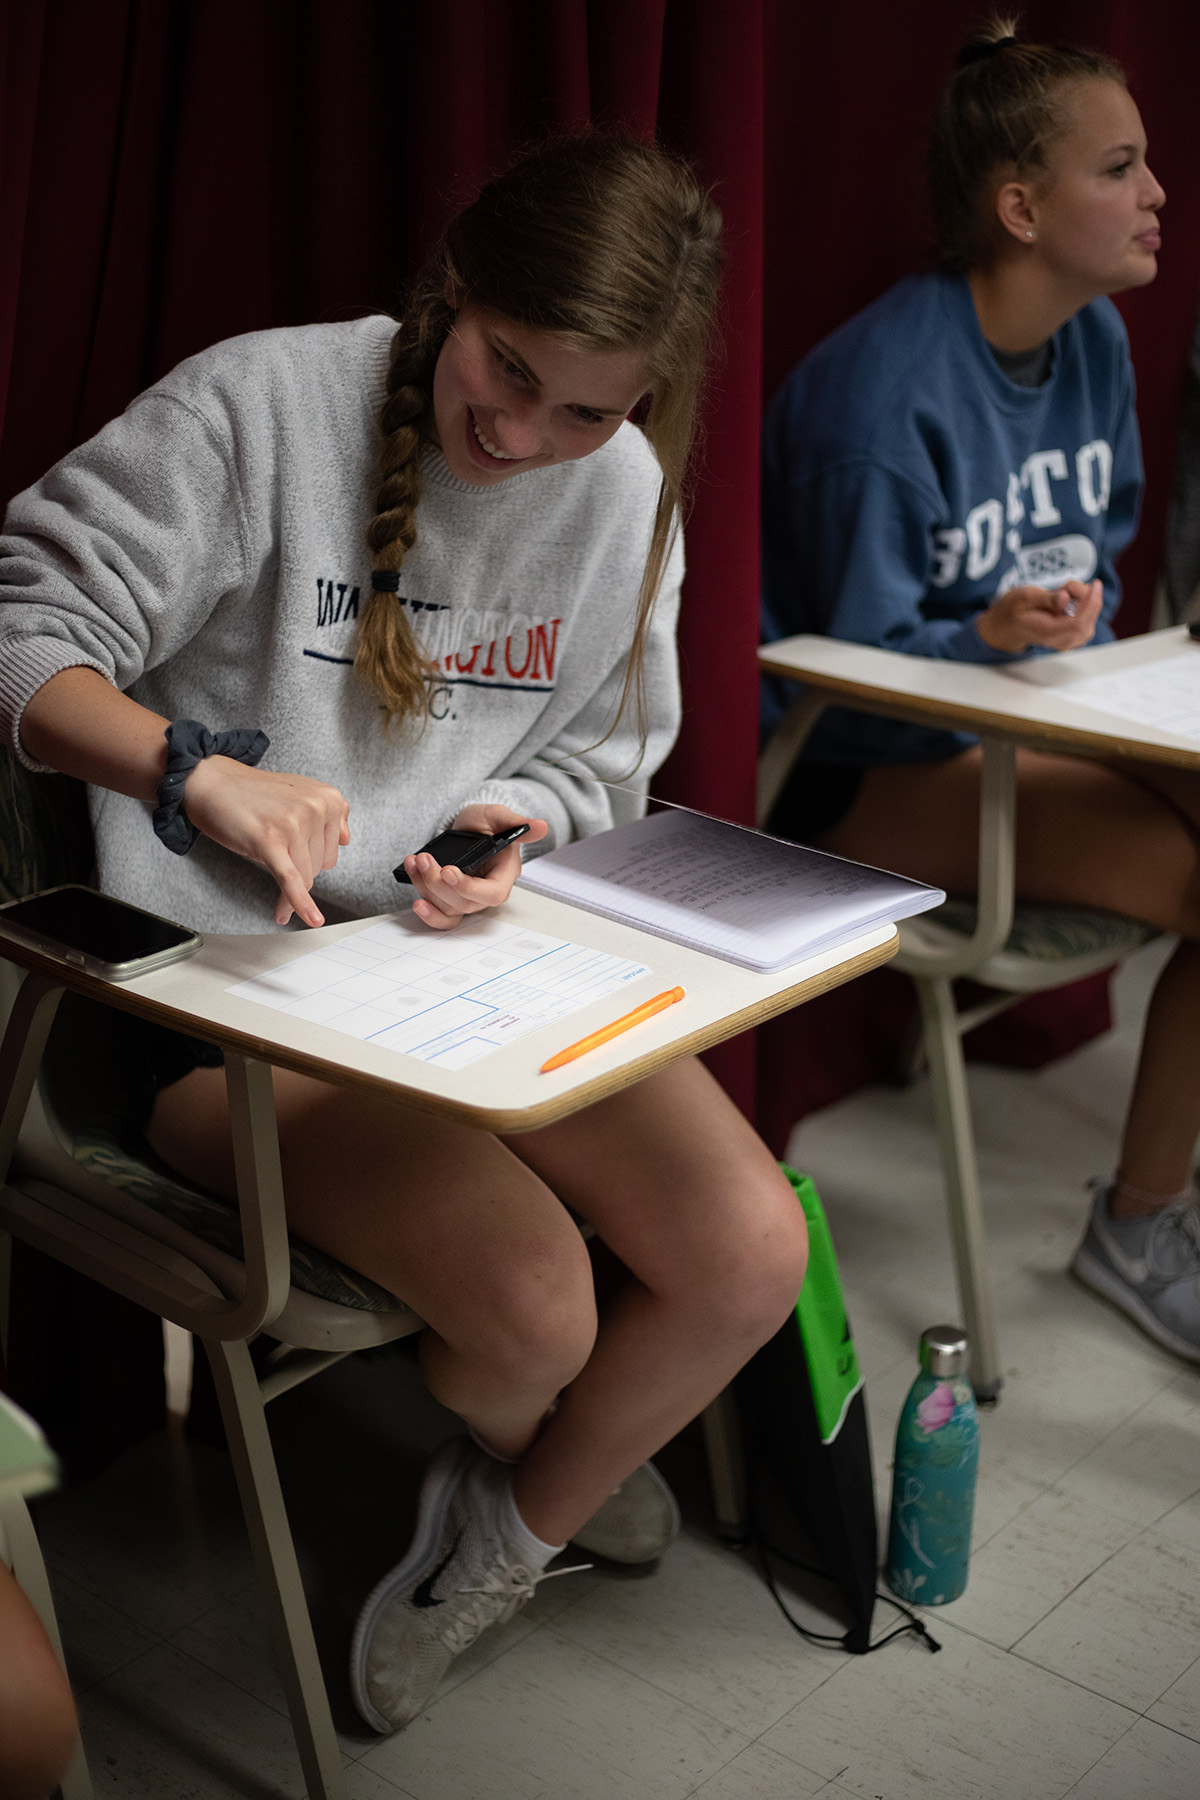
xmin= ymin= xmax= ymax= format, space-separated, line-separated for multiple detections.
xmin=736 ymin=1166 xmax=938 ymax=1656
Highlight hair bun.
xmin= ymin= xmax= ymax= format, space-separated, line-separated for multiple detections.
xmin=957 ymin=33 xmax=1018 ymax=69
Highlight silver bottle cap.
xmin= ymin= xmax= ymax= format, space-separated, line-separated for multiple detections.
xmin=919 ymin=1325 xmax=969 ymax=1378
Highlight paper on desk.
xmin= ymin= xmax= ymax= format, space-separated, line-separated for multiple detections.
xmin=1056 ymin=650 xmax=1200 ymax=740
xmin=227 ymin=913 xmax=650 ymax=1071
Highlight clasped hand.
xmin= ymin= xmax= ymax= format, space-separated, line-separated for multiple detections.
xmin=975 ymin=578 xmax=1102 ymax=654
xmin=183 ymin=762 xmax=547 ymax=930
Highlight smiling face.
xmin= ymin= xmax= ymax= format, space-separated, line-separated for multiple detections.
xmin=430 ymin=304 xmax=650 ymax=487
xmin=1024 ymin=79 xmax=1165 ymax=296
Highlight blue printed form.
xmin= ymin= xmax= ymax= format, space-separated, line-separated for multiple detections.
xmin=227 ymin=914 xmax=650 ymax=1071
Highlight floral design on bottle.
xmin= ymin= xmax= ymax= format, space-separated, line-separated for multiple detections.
xmin=885 ymin=1331 xmax=980 ymax=1606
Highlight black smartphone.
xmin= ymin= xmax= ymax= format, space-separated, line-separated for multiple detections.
xmin=393 ymin=823 xmax=530 ymax=885
xmin=0 ymin=884 xmax=203 ymax=981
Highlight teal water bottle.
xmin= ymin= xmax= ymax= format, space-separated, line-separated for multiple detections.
xmin=885 ymin=1325 xmax=979 ymax=1606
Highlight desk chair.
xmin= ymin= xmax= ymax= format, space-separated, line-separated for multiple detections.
xmin=1 ymin=974 xmax=424 ymax=1800
xmin=759 ymin=694 xmax=1157 ymax=1402
xmin=0 ymin=756 xmax=748 ymax=1800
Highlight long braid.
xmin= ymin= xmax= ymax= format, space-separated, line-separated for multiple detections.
xmin=371 ymin=329 xmax=424 ymax=564
xmin=357 ymin=296 xmax=454 ymax=728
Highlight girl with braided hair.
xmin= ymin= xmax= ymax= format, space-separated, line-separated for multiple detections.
xmin=0 ymin=132 xmax=809 ymax=1731
xmin=761 ymin=21 xmax=1200 ymax=1365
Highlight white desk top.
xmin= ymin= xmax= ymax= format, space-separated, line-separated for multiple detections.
xmin=4 ymin=890 xmax=897 ymax=1133
xmin=759 ymin=625 xmax=1200 ymax=768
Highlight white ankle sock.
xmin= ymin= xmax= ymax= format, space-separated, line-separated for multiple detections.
xmin=1109 ymin=1174 xmax=1192 ymax=1217
xmin=496 ymin=1476 xmax=565 ymax=1569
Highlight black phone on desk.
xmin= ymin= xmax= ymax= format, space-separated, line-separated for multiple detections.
xmin=393 ymin=823 xmax=530 ymax=885
xmin=0 ymin=884 xmax=203 ymax=981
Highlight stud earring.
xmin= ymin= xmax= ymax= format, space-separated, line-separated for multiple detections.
xmin=1025 ymin=230 xmax=1034 ymax=240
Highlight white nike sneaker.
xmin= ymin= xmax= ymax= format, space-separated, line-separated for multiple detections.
xmin=350 ymin=1439 xmax=580 ymax=1733
xmin=1071 ymin=1182 xmax=1200 ymax=1364
xmin=570 ymin=1461 xmax=681 ymax=1564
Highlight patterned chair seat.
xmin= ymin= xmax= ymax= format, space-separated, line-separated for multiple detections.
xmin=36 ymin=1021 xmax=404 ymax=1314
xmin=927 ymin=899 xmax=1158 ymax=963
xmin=68 ymin=1123 xmax=403 ymax=1314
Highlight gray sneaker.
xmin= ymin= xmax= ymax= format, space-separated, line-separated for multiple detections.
xmin=1071 ymin=1183 xmax=1200 ymax=1364
xmin=570 ymin=1461 xmax=681 ymax=1564
xmin=349 ymin=1439 xmax=582 ymax=1733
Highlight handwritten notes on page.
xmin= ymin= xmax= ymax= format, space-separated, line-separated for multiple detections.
xmin=1057 ymin=650 xmax=1200 ymax=741
xmin=227 ymin=914 xmax=649 ymax=1071
xmin=519 ymin=807 xmax=943 ymax=971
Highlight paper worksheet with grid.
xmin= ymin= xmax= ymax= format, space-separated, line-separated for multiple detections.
xmin=226 ymin=913 xmax=651 ymax=1071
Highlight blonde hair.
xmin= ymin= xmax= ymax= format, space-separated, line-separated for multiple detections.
xmin=359 ymin=132 xmax=723 ymax=736
xmin=929 ymin=16 xmax=1127 ymax=270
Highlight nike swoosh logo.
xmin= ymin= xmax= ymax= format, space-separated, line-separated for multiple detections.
xmin=413 ymin=1529 xmax=462 ymax=1609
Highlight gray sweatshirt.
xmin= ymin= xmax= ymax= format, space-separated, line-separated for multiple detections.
xmin=0 ymin=316 xmax=682 ymax=933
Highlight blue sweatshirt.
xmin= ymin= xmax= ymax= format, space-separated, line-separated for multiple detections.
xmin=761 ymin=270 xmax=1143 ymax=763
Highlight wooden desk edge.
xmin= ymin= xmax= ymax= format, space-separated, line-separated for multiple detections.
xmin=1 ymin=929 xmax=899 ymax=1134
xmin=757 ymin=653 xmax=1200 ymax=769
xmin=500 ymin=929 xmax=898 ymax=1133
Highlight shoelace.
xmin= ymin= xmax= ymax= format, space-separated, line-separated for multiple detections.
xmin=437 ymin=1554 xmax=591 ymax=1654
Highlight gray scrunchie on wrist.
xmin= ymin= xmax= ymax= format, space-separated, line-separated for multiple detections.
xmin=153 ymin=719 xmax=270 ymax=856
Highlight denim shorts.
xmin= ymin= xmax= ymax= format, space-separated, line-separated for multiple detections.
xmin=47 ymin=995 xmax=224 ymax=1132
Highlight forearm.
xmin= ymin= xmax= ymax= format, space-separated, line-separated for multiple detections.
xmin=830 ymin=601 xmax=1014 ymax=664
xmin=20 ymin=666 xmax=350 ymax=929
xmin=18 ymin=667 xmax=170 ymax=802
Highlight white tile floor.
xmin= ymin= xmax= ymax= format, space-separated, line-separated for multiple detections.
xmin=28 ymin=938 xmax=1200 ymax=1798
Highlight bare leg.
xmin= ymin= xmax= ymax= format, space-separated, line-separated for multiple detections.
xmin=147 ymin=1055 xmax=806 ymax=1545
xmin=502 ymin=1058 xmax=806 ymax=1543
xmin=149 ymin=1067 xmax=596 ymax=1460
xmin=816 ymin=748 xmax=1200 ymax=1212
xmin=0 ymin=1561 xmax=79 ymax=1800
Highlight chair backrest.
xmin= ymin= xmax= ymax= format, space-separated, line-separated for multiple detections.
xmin=0 ymin=750 xmax=93 ymax=1030
xmin=0 ymin=751 xmax=92 ymax=907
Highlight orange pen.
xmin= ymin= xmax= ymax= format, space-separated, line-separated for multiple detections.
xmin=539 ymin=986 xmax=686 ymax=1073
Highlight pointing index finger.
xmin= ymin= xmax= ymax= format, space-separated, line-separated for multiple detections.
xmin=263 ymin=851 xmax=325 ymax=929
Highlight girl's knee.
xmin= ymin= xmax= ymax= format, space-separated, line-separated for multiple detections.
xmin=680 ymin=1173 xmax=810 ymax=1345
xmin=726 ymin=1217 xmax=809 ymax=1342
xmin=463 ymin=1239 xmax=598 ymax=1389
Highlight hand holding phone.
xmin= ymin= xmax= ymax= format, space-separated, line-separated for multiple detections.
xmin=393 ymin=823 xmax=530 ymax=885
xmin=976 ymin=579 xmax=1101 ymax=653
xmin=398 ymin=807 xmax=547 ymax=932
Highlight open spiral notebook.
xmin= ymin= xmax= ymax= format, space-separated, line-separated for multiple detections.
xmin=519 ymin=803 xmax=945 ymax=973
